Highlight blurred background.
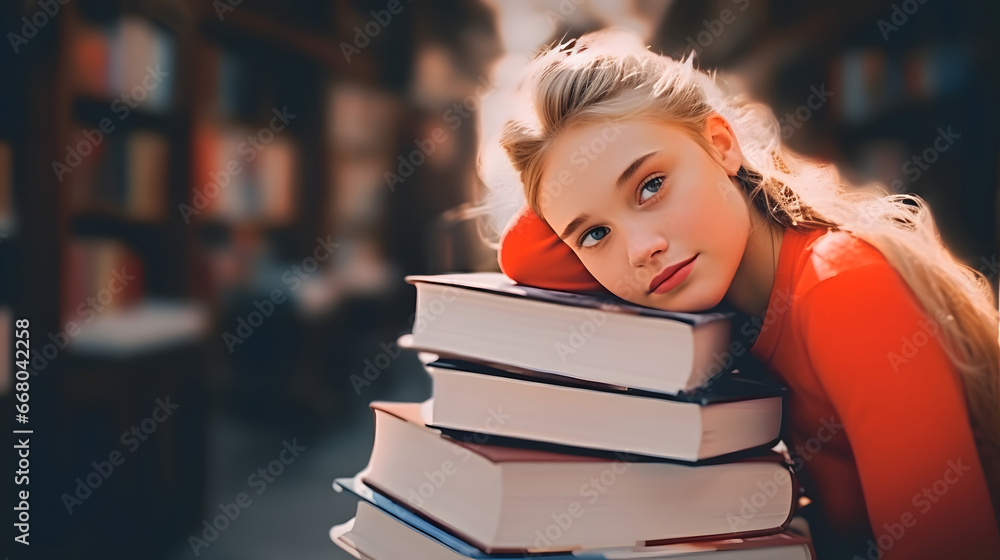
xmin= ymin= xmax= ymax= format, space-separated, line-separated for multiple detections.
xmin=0 ymin=0 xmax=997 ymax=558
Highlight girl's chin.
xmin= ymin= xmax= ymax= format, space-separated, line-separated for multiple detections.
xmin=643 ymin=285 xmax=724 ymax=313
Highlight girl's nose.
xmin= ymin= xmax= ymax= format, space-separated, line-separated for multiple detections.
xmin=626 ymin=228 xmax=668 ymax=269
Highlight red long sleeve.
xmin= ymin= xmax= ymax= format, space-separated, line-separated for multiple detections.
xmin=750 ymin=227 xmax=1000 ymax=559
xmin=800 ymin=262 xmax=1000 ymax=559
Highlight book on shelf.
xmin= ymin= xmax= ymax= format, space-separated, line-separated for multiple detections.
xmin=69 ymin=19 xmax=110 ymax=97
xmin=347 ymin=401 xmax=798 ymax=555
xmin=332 ymin=499 xmax=815 ymax=560
xmin=108 ymin=16 xmax=175 ymax=112
xmin=64 ymin=127 xmax=170 ymax=221
xmin=63 ymin=238 xmax=145 ymax=325
xmin=189 ymin=122 xmax=297 ymax=225
xmin=403 ymin=272 xmax=734 ymax=395
xmin=423 ymin=357 xmax=784 ymax=462
xmin=125 ymin=130 xmax=170 ymax=221
xmin=67 ymin=14 xmax=176 ymax=112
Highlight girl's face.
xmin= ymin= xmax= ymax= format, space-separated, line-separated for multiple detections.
xmin=537 ymin=116 xmax=751 ymax=312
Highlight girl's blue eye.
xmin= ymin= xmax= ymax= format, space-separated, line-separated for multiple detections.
xmin=579 ymin=226 xmax=609 ymax=248
xmin=639 ymin=175 xmax=665 ymax=203
xmin=576 ymin=175 xmax=666 ymax=249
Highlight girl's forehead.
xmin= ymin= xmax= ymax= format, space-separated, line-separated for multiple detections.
xmin=539 ymin=122 xmax=697 ymax=217
xmin=543 ymin=121 xmax=693 ymax=178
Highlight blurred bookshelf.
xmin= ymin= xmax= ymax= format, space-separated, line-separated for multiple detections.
xmin=6 ymin=0 xmax=429 ymax=557
xmin=12 ymin=2 xmax=210 ymax=557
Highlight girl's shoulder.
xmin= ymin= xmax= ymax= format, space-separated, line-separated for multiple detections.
xmin=802 ymin=228 xmax=892 ymax=283
xmin=786 ymin=227 xmax=904 ymax=307
xmin=788 ymin=229 xmax=924 ymax=336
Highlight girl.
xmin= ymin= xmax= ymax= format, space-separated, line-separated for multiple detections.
xmin=485 ymin=29 xmax=1000 ymax=559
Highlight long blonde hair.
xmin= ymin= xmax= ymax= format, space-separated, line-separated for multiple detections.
xmin=489 ymin=28 xmax=1000 ymax=496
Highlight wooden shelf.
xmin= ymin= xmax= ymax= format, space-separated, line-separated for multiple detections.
xmin=68 ymin=211 xmax=177 ymax=259
xmin=198 ymin=8 xmax=377 ymax=84
xmin=71 ymin=95 xmax=179 ymax=133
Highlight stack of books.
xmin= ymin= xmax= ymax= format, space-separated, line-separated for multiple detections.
xmin=331 ymin=272 xmax=815 ymax=559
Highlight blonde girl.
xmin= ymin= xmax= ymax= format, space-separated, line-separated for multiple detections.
xmin=485 ymin=28 xmax=1000 ymax=559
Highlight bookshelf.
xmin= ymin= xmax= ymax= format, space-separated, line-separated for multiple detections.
xmin=4 ymin=0 xmax=489 ymax=556
xmin=1 ymin=2 xmax=213 ymax=557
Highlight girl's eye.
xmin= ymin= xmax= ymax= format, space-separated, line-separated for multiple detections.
xmin=576 ymin=175 xmax=665 ymax=249
xmin=579 ymin=226 xmax=609 ymax=248
xmin=639 ymin=175 xmax=665 ymax=203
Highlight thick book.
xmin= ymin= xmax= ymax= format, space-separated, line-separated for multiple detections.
xmin=424 ymin=358 xmax=783 ymax=461
xmin=353 ymin=401 xmax=798 ymax=554
xmin=331 ymin=499 xmax=816 ymax=560
xmin=403 ymin=272 xmax=734 ymax=395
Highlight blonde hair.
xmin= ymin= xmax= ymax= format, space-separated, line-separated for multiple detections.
xmin=490 ymin=28 xmax=1000 ymax=506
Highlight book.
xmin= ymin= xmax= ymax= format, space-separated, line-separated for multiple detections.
xmin=332 ymin=489 xmax=815 ymax=559
xmin=404 ymin=272 xmax=734 ymax=395
xmin=188 ymin=122 xmax=297 ymax=224
xmin=63 ymin=238 xmax=145 ymax=325
xmin=108 ymin=16 xmax=174 ymax=113
xmin=424 ymin=358 xmax=784 ymax=462
xmin=125 ymin=130 xmax=169 ymax=221
xmin=353 ymin=401 xmax=798 ymax=554
xmin=69 ymin=20 xmax=110 ymax=97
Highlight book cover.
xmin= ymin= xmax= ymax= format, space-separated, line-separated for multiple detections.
xmin=405 ymin=272 xmax=732 ymax=327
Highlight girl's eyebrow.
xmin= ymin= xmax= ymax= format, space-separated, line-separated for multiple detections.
xmin=616 ymin=150 xmax=660 ymax=189
xmin=559 ymin=213 xmax=591 ymax=241
xmin=558 ymin=150 xmax=661 ymax=241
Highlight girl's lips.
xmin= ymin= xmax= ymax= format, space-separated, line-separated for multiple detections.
xmin=649 ymin=255 xmax=698 ymax=294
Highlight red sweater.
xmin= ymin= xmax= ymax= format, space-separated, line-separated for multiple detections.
xmin=749 ymin=226 xmax=1000 ymax=559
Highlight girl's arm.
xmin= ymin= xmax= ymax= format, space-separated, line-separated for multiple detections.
xmin=799 ymin=261 xmax=1000 ymax=560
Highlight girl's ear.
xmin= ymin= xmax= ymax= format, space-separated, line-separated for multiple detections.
xmin=703 ymin=113 xmax=743 ymax=175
